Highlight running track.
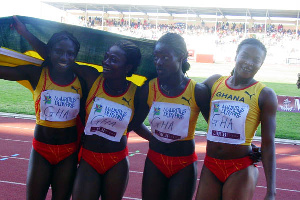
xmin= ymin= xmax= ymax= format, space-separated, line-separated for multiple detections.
xmin=0 ymin=115 xmax=299 ymax=200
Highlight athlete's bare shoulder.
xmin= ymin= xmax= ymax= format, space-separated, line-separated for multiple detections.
xmin=202 ymin=74 xmax=222 ymax=90
xmin=259 ymin=86 xmax=277 ymax=110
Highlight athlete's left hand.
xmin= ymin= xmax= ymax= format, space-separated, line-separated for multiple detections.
xmin=249 ymin=143 xmax=262 ymax=163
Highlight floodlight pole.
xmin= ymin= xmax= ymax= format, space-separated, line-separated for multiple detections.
xmin=215 ymin=11 xmax=217 ymax=35
xmin=85 ymin=4 xmax=88 ymax=27
xmin=156 ymin=8 xmax=158 ymax=32
xmin=265 ymin=10 xmax=269 ymax=36
xmin=297 ymin=11 xmax=299 ymax=35
xmin=129 ymin=7 xmax=131 ymax=28
xmin=245 ymin=10 xmax=247 ymax=36
xmin=102 ymin=6 xmax=104 ymax=30
xmin=61 ymin=4 xmax=64 ymax=23
xmin=186 ymin=9 xmax=188 ymax=33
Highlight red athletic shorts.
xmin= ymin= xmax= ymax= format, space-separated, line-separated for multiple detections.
xmin=204 ymin=155 xmax=255 ymax=183
xmin=32 ymin=138 xmax=77 ymax=165
xmin=147 ymin=149 xmax=198 ymax=178
xmin=81 ymin=147 xmax=129 ymax=175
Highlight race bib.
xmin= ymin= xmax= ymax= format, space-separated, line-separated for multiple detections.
xmin=148 ymin=101 xmax=191 ymax=143
xmin=84 ymin=97 xmax=132 ymax=142
xmin=40 ymin=90 xmax=80 ymax=122
xmin=207 ymin=100 xmax=249 ymax=144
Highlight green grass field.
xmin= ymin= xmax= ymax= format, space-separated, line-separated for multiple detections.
xmin=0 ymin=78 xmax=299 ymax=140
xmin=0 ymin=80 xmax=35 ymax=115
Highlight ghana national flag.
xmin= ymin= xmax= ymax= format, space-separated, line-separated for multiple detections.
xmin=0 ymin=15 xmax=157 ymax=90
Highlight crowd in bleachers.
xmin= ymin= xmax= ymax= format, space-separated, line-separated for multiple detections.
xmin=76 ymin=16 xmax=300 ymax=64
xmin=85 ymin=17 xmax=299 ymax=41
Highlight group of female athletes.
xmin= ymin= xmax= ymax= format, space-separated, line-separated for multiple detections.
xmin=0 ymin=16 xmax=277 ymax=200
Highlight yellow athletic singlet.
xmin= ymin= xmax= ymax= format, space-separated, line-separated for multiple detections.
xmin=33 ymin=67 xmax=82 ymax=128
xmin=85 ymin=74 xmax=137 ymax=138
xmin=147 ymin=78 xmax=200 ymax=142
xmin=207 ymin=76 xmax=266 ymax=145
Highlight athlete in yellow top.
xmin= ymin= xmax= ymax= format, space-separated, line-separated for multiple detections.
xmin=33 ymin=67 xmax=83 ymax=128
xmin=132 ymin=33 xmax=210 ymax=200
xmin=196 ymin=38 xmax=277 ymax=200
xmin=0 ymin=28 xmax=83 ymax=199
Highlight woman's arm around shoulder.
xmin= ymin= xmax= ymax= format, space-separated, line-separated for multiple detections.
xmin=202 ymin=74 xmax=222 ymax=90
xmin=194 ymin=82 xmax=210 ymax=122
xmin=194 ymin=74 xmax=222 ymax=122
xmin=128 ymin=81 xmax=151 ymax=141
xmin=71 ymin=63 xmax=100 ymax=90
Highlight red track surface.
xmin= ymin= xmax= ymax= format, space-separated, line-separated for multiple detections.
xmin=0 ymin=116 xmax=299 ymax=200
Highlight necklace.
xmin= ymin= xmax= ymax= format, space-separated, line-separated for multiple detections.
xmin=160 ymin=78 xmax=185 ymax=95
xmin=105 ymin=80 xmax=128 ymax=94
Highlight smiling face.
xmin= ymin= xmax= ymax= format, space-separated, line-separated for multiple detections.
xmin=102 ymin=45 xmax=130 ymax=79
xmin=49 ymin=39 xmax=77 ymax=72
xmin=153 ymin=42 xmax=183 ymax=79
xmin=234 ymin=44 xmax=266 ymax=79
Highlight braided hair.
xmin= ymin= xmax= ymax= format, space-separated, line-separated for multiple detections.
xmin=47 ymin=31 xmax=80 ymax=53
xmin=43 ymin=31 xmax=80 ymax=67
xmin=157 ymin=33 xmax=190 ymax=73
xmin=113 ymin=40 xmax=141 ymax=76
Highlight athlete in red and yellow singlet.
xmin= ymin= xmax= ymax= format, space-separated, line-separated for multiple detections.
xmin=80 ymin=74 xmax=137 ymax=174
xmin=208 ymin=76 xmax=266 ymax=146
xmin=34 ymin=67 xmax=82 ymax=128
xmin=202 ymin=75 xmax=265 ymax=184
xmin=0 ymin=27 xmax=83 ymax=200
xmin=71 ymin=40 xmax=148 ymax=200
xmin=132 ymin=33 xmax=210 ymax=200
xmin=146 ymin=78 xmax=200 ymax=178
xmin=148 ymin=78 xmax=200 ymax=142
xmin=196 ymin=38 xmax=277 ymax=200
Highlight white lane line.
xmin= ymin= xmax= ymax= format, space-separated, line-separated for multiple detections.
xmin=131 ymin=152 xmax=300 ymax=158
xmin=0 ymin=125 xmax=34 ymax=131
xmin=0 ymin=180 xmax=26 ymax=186
xmin=272 ymin=167 xmax=300 ymax=173
xmin=2 ymin=179 xmax=300 ymax=194
xmin=256 ymin=165 xmax=300 ymax=173
xmin=123 ymin=197 xmax=141 ymax=200
xmin=1 ymin=176 xmax=300 ymax=195
xmin=196 ymin=162 xmax=300 ymax=173
xmin=277 ymin=153 xmax=300 ymax=157
xmin=129 ymin=170 xmax=144 ymax=174
xmin=256 ymin=185 xmax=300 ymax=193
xmin=0 ymin=138 xmax=31 ymax=143
xmin=0 ymin=180 xmax=142 ymax=199
xmin=0 ymin=155 xmax=29 ymax=161
xmin=1 ymin=155 xmax=299 ymax=174
xmin=193 ymin=179 xmax=300 ymax=193
xmin=129 ymin=138 xmax=147 ymax=142
xmin=128 ymin=152 xmax=147 ymax=156
xmin=1 ymin=149 xmax=299 ymax=172
xmin=1 ymin=120 xmax=300 ymax=145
